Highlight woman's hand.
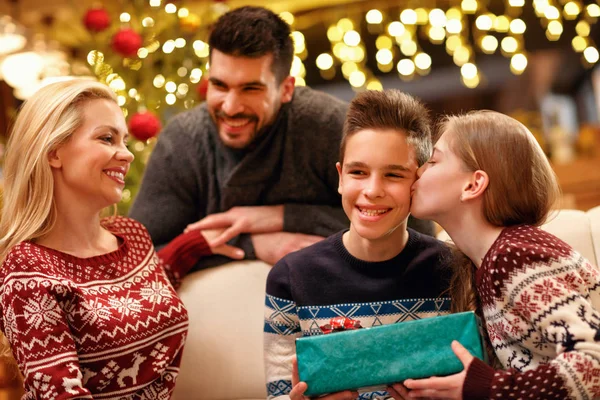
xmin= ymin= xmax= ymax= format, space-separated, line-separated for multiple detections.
xmin=400 ymin=341 xmax=474 ymax=399
xmin=290 ymin=356 xmax=358 ymax=400
xmin=200 ymin=229 xmax=244 ymax=259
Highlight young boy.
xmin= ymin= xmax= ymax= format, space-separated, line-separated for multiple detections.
xmin=263 ymin=90 xmax=452 ymax=400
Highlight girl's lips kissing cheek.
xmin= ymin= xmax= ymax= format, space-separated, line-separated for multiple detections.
xmin=410 ymin=183 xmax=419 ymax=196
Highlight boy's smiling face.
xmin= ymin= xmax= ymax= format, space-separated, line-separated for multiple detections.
xmin=337 ymin=128 xmax=418 ymax=244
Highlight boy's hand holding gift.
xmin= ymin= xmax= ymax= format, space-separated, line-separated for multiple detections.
xmin=293 ymin=312 xmax=485 ymax=398
xmin=290 ymin=357 xmax=358 ymax=400
xmin=291 ymin=318 xmax=362 ymax=400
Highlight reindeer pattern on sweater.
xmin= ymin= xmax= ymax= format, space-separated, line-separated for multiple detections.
xmin=464 ymin=225 xmax=600 ymax=400
xmin=0 ymin=217 xmax=209 ymax=399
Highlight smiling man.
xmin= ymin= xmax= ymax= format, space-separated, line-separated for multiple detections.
xmin=206 ymin=50 xmax=292 ymax=150
xmin=130 ymin=6 xmax=353 ymax=267
xmin=130 ymin=6 xmax=432 ymax=269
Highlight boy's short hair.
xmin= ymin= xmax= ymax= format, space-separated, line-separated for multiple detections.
xmin=340 ymin=90 xmax=432 ymax=166
xmin=208 ymin=6 xmax=294 ymax=84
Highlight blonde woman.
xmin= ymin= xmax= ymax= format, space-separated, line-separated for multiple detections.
xmin=390 ymin=111 xmax=600 ymax=400
xmin=0 ymin=79 xmax=242 ymax=398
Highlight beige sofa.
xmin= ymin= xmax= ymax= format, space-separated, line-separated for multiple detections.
xmin=173 ymin=206 xmax=600 ymax=400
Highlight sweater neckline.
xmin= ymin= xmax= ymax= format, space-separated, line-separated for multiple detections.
xmin=333 ymin=228 xmax=418 ymax=270
xmin=27 ymin=224 xmax=130 ymax=265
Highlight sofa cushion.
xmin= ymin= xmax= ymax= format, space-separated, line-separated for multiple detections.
xmin=174 ymin=260 xmax=270 ymax=400
xmin=588 ymin=205 xmax=600 ymax=266
xmin=542 ymin=209 xmax=596 ymax=266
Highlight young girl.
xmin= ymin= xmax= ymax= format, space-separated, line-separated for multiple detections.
xmin=399 ymin=110 xmax=600 ymax=399
xmin=0 ymin=79 xmax=242 ymax=398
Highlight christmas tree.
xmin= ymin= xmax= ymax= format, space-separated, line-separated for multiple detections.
xmin=74 ymin=0 xmax=230 ymax=214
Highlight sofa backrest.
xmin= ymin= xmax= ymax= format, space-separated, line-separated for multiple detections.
xmin=542 ymin=209 xmax=597 ymax=266
xmin=174 ymin=261 xmax=270 ymax=400
xmin=437 ymin=208 xmax=599 ymax=267
xmin=589 ymin=205 xmax=600 ymax=266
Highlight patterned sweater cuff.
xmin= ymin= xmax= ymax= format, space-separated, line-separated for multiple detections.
xmin=157 ymin=230 xmax=212 ymax=274
xmin=463 ymin=357 xmax=494 ymax=400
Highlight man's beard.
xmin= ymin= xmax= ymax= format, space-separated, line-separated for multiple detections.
xmin=212 ymin=111 xmax=277 ymax=150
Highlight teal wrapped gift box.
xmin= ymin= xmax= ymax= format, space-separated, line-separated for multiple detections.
xmin=295 ymin=311 xmax=485 ymax=397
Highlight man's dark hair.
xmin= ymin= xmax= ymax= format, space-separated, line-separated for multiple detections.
xmin=208 ymin=6 xmax=294 ymax=84
xmin=340 ymin=90 xmax=432 ymax=166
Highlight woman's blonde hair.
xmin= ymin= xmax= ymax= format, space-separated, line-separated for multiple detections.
xmin=440 ymin=110 xmax=561 ymax=314
xmin=0 ymin=79 xmax=117 ymax=264
xmin=0 ymin=79 xmax=117 ymax=370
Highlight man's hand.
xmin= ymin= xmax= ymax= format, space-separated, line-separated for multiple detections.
xmin=400 ymin=341 xmax=473 ymax=399
xmin=201 ymin=229 xmax=245 ymax=260
xmin=290 ymin=356 xmax=357 ymax=400
xmin=252 ymin=232 xmax=324 ymax=265
xmin=185 ymin=206 xmax=284 ymax=247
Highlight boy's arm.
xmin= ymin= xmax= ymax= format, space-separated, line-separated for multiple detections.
xmin=264 ymin=259 xmax=301 ymax=399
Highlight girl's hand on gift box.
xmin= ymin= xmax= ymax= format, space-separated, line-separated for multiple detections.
xmin=398 ymin=341 xmax=474 ymax=399
xmin=290 ymin=356 xmax=359 ymax=400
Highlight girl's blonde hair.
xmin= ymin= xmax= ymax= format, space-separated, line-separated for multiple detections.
xmin=440 ymin=110 xmax=561 ymax=314
xmin=0 ymin=79 xmax=117 ymax=264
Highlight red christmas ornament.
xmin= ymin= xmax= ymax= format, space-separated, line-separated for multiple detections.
xmin=83 ymin=7 xmax=111 ymax=32
xmin=128 ymin=111 xmax=162 ymax=141
xmin=196 ymin=78 xmax=208 ymax=100
xmin=111 ymin=28 xmax=143 ymax=58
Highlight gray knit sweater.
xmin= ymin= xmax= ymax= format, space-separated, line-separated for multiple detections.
xmin=130 ymin=87 xmax=350 ymax=268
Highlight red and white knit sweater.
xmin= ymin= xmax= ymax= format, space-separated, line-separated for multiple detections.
xmin=0 ymin=216 xmax=210 ymax=399
xmin=464 ymin=225 xmax=600 ymax=400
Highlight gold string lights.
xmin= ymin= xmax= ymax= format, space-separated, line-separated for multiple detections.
xmin=317 ymin=17 xmax=383 ymax=90
xmin=311 ymin=1 xmax=599 ymax=90
xmin=279 ymin=11 xmax=309 ymax=87
xmin=85 ymin=1 xmax=600 ymax=106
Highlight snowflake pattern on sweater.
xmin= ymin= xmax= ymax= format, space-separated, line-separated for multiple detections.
xmin=464 ymin=225 xmax=600 ymax=400
xmin=0 ymin=216 xmax=209 ymax=399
